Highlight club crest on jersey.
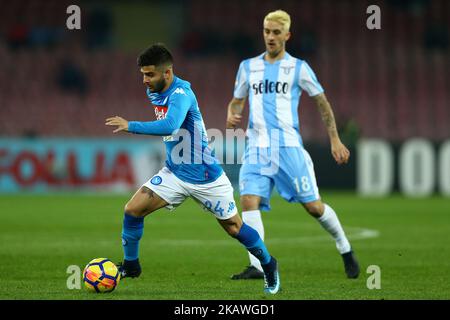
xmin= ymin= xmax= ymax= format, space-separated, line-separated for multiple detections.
xmin=150 ymin=176 xmax=162 ymax=185
xmin=281 ymin=66 xmax=294 ymax=75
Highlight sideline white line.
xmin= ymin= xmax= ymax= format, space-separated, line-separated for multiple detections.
xmin=1 ymin=227 xmax=378 ymax=249
xmin=152 ymin=226 xmax=380 ymax=246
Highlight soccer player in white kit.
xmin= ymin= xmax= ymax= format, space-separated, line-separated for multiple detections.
xmin=226 ymin=10 xmax=360 ymax=280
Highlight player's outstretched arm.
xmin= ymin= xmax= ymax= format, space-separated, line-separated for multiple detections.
xmin=105 ymin=114 xmax=183 ymax=136
xmin=105 ymin=93 xmax=190 ymax=136
xmin=312 ymin=93 xmax=350 ymax=165
xmin=226 ymin=97 xmax=246 ymax=128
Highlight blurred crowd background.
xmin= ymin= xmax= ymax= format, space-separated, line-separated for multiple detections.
xmin=0 ymin=0 xmax=448 ymax=145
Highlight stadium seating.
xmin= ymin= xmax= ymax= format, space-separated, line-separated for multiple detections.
xmin=0 ymin=0 xmax=448 ymax=141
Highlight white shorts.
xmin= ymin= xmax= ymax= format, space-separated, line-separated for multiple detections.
xmin=142 ymin=167 xmax=238 ymax=220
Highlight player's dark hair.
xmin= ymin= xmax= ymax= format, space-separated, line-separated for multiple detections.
xmin=137 ymin=43 xmax=173 ymax=68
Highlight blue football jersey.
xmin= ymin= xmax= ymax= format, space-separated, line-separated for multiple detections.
xmin=128 ymin=76 xmax=223 ymax=184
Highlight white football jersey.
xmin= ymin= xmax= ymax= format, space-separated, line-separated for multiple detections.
xmin=234 ymin=52 xmax=324 ymax=147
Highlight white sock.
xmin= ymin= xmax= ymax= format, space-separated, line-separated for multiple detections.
xmin=242 ymin=210 xmax=264 ymax=272
xmin=317 ymin=204 xmax=351 ymax=254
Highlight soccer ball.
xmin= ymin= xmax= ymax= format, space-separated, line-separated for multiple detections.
xmin=83 ymin=258 xmax=121 ymax=293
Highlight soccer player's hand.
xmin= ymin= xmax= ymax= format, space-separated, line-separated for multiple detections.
xmin=105 ymin=116 xmax=129 ymax=133
xmin=331 ymin=139 xmax=350 ymax=165
xmin=226 ymin=112 xmax=242 ymax=128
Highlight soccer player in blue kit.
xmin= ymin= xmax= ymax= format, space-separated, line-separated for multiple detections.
xmin=105 ymin=44 xmax=280 ymax=294
xmin=226 ymin=10 xmax=360 ymax=280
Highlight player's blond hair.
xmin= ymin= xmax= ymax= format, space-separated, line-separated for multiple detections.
xmin=264 ymin=10 xmax=291 ymax=32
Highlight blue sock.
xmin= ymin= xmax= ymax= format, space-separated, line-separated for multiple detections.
xmin=235 ymin=222 xmax=271 ymax=265
xmin=122 ymin=213 xmax=144 ymax=261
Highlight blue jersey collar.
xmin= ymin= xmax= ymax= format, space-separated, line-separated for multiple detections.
xmin=147 ymin=75 xmax=179 ymax=105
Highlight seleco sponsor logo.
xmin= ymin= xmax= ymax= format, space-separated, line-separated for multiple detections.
xmin=252 ymin=80 xmax=288 ymax=95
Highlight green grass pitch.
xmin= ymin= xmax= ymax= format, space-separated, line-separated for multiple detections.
xmin=0 ymin=192 xmax=449 ymax=300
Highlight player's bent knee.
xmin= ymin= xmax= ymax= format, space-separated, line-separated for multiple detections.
xmin=303 ymin=201 xmax=324 ymax=218
xmin=124 ymin=203 xmax=147 ymax=218
xmin=240 ymin=195 xmax=261 ymax=211
xmin=218 ymin=215 xmax=243 ymax=238
xmin=223 ymin=221 xmax=241 ymax=237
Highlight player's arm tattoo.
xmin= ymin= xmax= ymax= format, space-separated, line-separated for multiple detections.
xmin=314 ymin=94 xmax=339 ymax=139
xmin=228 ymin=98 xmax=246 ymax=115
xmin=141 ymin=186 xmax=155 ymax=199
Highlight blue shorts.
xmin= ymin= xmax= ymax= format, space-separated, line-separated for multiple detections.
xmin=239 ymin=146 xmax=320 ymax=211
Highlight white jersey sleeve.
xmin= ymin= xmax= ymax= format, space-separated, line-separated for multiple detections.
xmin=233 ymin=61 xmax=249 ymax=99
xmin=298 ymin=61 xmax=324 ymax=97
